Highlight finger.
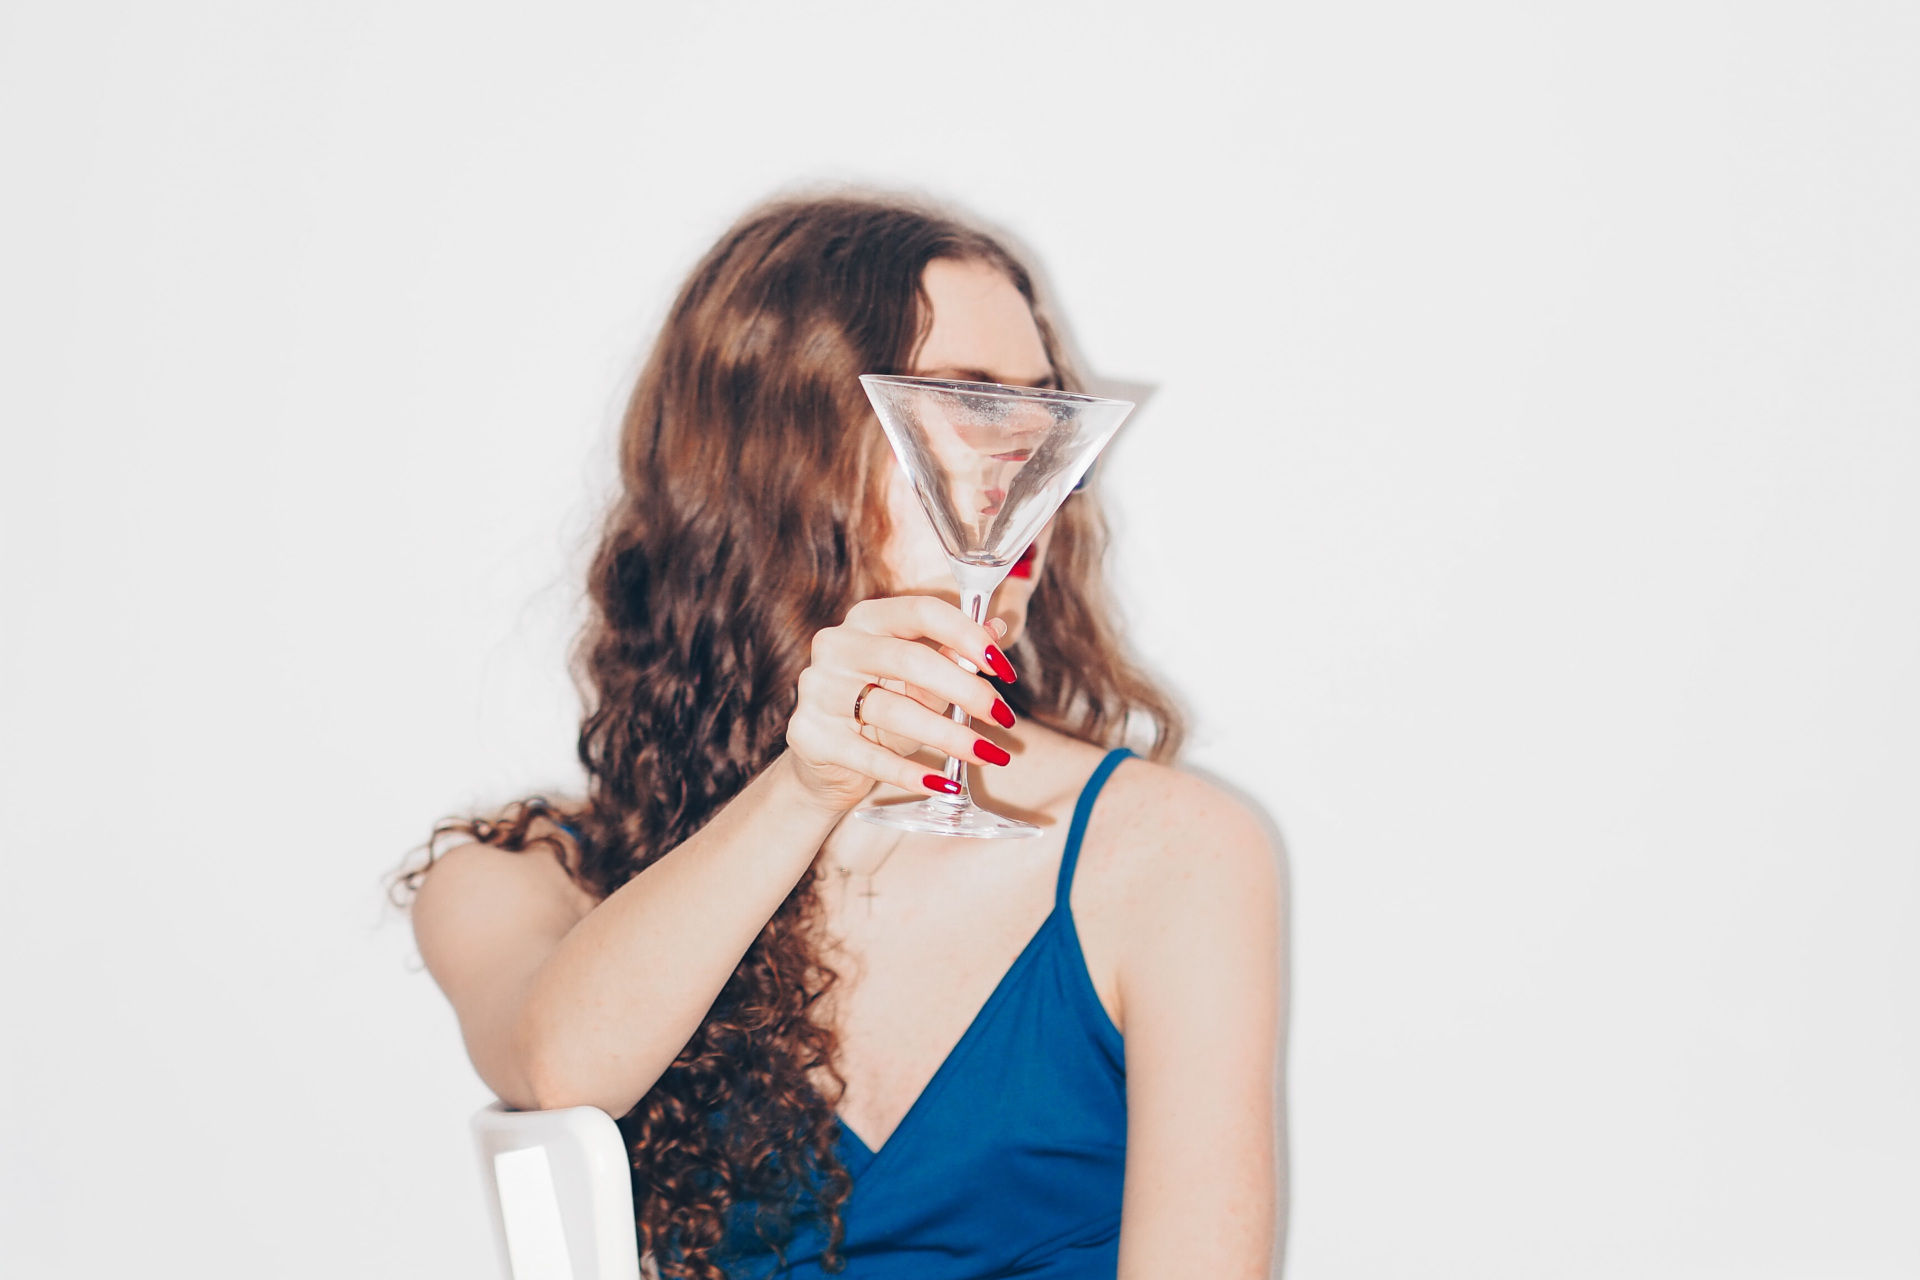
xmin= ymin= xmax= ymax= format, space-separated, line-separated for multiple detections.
xmin=842 ymin=596 xmax=1014 ymax=681
xmin=844 ymin=633 xmax=1010 ymax=724
xmin=856 ymin=685 xmax=1012 ymax=768
xmin=934 ymin=641 xmax=983 ymax=676
xmin=870 ymin=675 xmax=948 ymax=718
xmin=788 ymin=696 xmax=942 ymax=793
xmin=899 ymin=680 xmax=949 ymax=715
xmin=840 ymin=733 xmax=972 ymax=798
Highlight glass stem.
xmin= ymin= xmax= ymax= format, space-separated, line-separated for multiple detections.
xmin=942 ymin=586 xmax=990 ymax=802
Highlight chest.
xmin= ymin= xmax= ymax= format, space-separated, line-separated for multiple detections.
xmin=813 ymin=837 xmax=1063 ymax=1151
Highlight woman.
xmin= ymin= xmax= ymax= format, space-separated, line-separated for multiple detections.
xmin=407 ymin=193 xmax=1285 ymax=1279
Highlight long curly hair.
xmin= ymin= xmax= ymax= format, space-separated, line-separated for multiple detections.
xmin=404 ymin=192 xmax=1185 ymax=1278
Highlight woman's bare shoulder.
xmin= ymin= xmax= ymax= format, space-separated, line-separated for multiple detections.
xmin=1068 ymin=756 xmax=1283 ymax=1033
xmin=410 ymin=818 xmax=599 ymax=975
xmin=1082 ymin=756 xmax=1281 ymax=908
xmin=1099 ymin=756 xmax=1273 ymax=852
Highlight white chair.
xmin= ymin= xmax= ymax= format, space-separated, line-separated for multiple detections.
xmin=471 ymin=1103 xmax=646 ymax=1280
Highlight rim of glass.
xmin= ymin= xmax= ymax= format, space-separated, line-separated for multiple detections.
xmin=860 ymin=373 xmax=1133 ymax=409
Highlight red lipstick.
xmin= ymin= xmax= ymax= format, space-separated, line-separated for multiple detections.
xmin=1008 ymin=543 xmax=1036 ymax=579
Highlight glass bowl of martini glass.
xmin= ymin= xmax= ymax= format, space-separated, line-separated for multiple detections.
xmin=857 ymin=373 xmax=1134 ymax=839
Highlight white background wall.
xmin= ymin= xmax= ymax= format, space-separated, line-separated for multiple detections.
xmin=3 ymin=2 xmax=1914 ymax=1277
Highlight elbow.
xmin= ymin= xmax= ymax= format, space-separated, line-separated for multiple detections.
xmin=521 ymin=1061 xmax=630 ymax=1117
xmin=514 ymin=1025 xmax=644 ymax=1118
xmin=517 ymin=1052 xmax=573 ymax=1113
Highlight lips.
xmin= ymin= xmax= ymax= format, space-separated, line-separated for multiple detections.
xmin=1008 ymin=543 xmax=1036 ymax=579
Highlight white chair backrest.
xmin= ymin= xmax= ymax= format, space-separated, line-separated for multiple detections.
xmin=471 ymin=1103 xmax=642 ymax=1280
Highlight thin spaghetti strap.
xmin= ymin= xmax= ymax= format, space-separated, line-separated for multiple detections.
xmin=1055 ymin=747 xmax=1135 ymax=910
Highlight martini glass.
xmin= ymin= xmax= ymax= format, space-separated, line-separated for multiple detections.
xmin=857 ymin=374 xmax=1134 ymax=838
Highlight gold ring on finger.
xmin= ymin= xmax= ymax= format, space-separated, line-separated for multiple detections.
xmin=852 ymin=681 xmax=882 ymax=726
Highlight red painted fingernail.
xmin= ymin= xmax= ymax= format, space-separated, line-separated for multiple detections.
xmin=991 ymin=698 xmax=1015 ymax=729
xmin=974 ymin=739 xmax=1011 ymax=766
xmin=923 ymin=774 xmax=963 ymax=795
xmin=983 ymin=645 xmax=1017 ymax=684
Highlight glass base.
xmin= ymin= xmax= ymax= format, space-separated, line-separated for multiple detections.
xmin=854 ymin=796 xmax=1041 ymax=839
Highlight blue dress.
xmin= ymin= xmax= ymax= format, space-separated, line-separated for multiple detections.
xmin=719 ymin=748 xmax=1135 ymax=1279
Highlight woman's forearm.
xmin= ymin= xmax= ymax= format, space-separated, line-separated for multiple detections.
xmin=516 ymin=752 xmax=847 ymax=1114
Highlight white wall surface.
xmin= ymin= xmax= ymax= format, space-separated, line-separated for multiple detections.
xmin=3 ymin=3 xmax=1915 ymax=1277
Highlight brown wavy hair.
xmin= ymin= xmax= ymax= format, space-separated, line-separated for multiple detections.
xmin=404 ymin=192 xmax=1184 ymax=1278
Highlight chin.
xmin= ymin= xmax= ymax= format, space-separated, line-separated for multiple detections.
xmin=988 ymin=592 xmax=1035 ymax=646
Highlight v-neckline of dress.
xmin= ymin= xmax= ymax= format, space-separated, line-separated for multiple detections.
xmin=834 ymin=902 xmax=1063 ymax=1175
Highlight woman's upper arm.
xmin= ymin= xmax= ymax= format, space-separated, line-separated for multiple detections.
xmin=1112 ymin=778 xmax=1287 ymax=1279
xmin=410 ymin=836 xmax=597 ymax=1108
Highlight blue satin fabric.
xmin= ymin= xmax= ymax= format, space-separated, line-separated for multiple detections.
xmin=718 ymin=748 xmax=1135 ymax=1279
